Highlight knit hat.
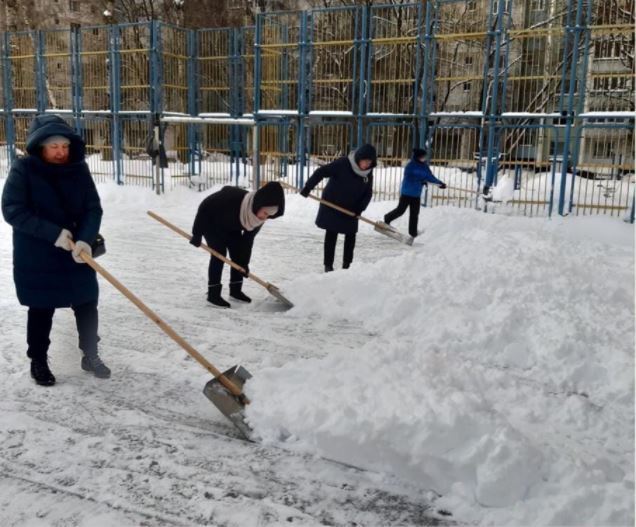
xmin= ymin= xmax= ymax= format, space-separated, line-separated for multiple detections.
xmin=41 ymin=135 xmax=71 ymax=146
xmin=354 ymin=144 xmax=377 ymax=168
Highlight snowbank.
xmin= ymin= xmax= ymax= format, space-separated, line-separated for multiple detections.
xmin=246 ymin=204 xmax=635 ymax=526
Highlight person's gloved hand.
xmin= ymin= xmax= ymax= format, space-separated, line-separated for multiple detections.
xmin=72 ymin=240 xmax=92 ymax=264
xmin=241 ymin=263 xmax=250 ymax=276
xmin=54 ymin=228 xmax=73 ymax=251
xmin=299 ymin=187 xmax=310 ymax=198
xmin=190 ymin=234 xmax=202 ymax=248
xmin=439 ymin=183 xmax=447 ymax=190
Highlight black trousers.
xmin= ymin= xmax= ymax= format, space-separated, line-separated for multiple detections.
xmin=27 ymin=301 xmax=99 ymax=361
xmin=324 ymin=230 xmax=356 ymax=268
xmin=205 ymin=235 xmax=247 ymax=293
xmin=384 ymin=195 xmax=421 ymax=237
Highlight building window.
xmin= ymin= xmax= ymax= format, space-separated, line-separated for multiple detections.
xmin=467 ymin=0 xmax=477 ymax=11
xmin=593 ymin=141 xmax=612 ymax=159
xmin=594 ymin=38 xmax=622 ymax=59
xmin=464 ymin=82 xmax=471 ymax=92
xmin=530 ymin=0 xmax=546 ymax=10
xmin=70 ymin=0 xmax=79 ymax=12
xmin=592 ymin=76 xmax=628 ymax=93
xmin=492 ymin=0 xmax=500 ymax=14
xmin=54 ymin=18 xmax=59 ymax=25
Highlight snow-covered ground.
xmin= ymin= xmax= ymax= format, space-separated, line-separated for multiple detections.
xmin=0 ymin=178 xmax=633 ymax=526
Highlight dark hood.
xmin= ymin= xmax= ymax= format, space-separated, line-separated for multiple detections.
xmin=354 ymin=143 xmax=377 ymax=169
xmin=253 ymin=181 xmax=285 ymax=219
xmin=26 ymin=114 xmax=86 ymax=162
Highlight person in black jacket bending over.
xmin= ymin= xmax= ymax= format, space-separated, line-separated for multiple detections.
xmin=1 ymin=114 xmax=109 ymax=386
xmin=300 ymin=144 xmax=376 ymax=272
xmin=190 ymin=181 xmax=285 ymax=308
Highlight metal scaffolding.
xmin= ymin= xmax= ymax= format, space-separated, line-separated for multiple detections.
xmin=0 ymin=1 xmax=633 ymax=221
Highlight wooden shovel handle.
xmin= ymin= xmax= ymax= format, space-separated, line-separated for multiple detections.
xmin=279 ymin=181 xmax=376 ymax=226
xmin=146 ymin=211 xmax=272 ymax=291
xmin=69 ymin=240 xmax=246 ymax=400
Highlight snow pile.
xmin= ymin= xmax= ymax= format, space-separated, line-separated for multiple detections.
xmin=246 ymin=206 xmax=635 ymax=526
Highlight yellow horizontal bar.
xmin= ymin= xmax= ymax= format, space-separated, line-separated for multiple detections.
xmin=262 ymin=80 xmax=298 ymax=85
xmin=199 ymin=87 xmax=230 ymax=91
xmin=312 ymin=78 xmax=353 ymax=84
xmin=507 ymin=74 xmax=565 ymax=81
xmin=10 ymin=54 xmax=35 ymax=60
xmin=162 ymin=51 xmax=188 ymax=60
xmin=370 ymin=36 xmax=417 ymax=45
xmin=121 ymin=85 xmax=150 ymax=89
xmin=80 ymin=50 xmax=109 ymax=56
xmin=43 ymin=52 xmax=70 ymax=58
xmin=163 ymin=84 xmax=188 ymax=90
xmin=589 ymin=71 xmax=635 ymax=78
xmin=575 ymin=204 xmax=628 ymax=211
xmin=119 ymin=48 xmax=149 ymax=54
xmin=312 ymin=39 xmax=356 ymax=47
xmin=82 ymin=86 xmax=109 ymax=90
xmin=371 ymin=78 xmax=415 ymax=84
xmin=199 ymin=55 xmax=229 ymax=61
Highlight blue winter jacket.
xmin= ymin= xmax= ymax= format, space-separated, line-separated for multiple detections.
xmin=401 ymin=157 xmax=444 ymax=198
xmin=1 ymin=115 xmax=102 ymax=308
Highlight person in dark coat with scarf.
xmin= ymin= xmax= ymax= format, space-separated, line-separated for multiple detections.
xmin=383 ymin=147 xmax=446 ymax=238
xmin=190 ymin=181 xmax=285 ymax=308
xmin=300 ymin=143 xmax=376 ymax=272
xmin=1 ymin=114 xmax=110 ymax=386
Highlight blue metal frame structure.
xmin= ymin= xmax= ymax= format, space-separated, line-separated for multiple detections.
xmin=0 ymin=6 xmax=631 ymax=223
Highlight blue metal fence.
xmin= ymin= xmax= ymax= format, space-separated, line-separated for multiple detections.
xmin=0 ymin=2 xmax=632 ymax=222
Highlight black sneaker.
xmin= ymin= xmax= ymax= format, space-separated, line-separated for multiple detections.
xmin=81 ymin=354 xmax=111 ymax=379
xmin=324 ymin=265 xmax=334 ymax=273
xmin=31 ymin=359 xmax=56 ymax=386
xmin=230 ymin=290 xmax=252 ymax=303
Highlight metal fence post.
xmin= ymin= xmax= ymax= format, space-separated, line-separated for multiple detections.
xmin=109 ymin=23 xmax=123 ymax=185
xmin=2 ymin=32 xmax=16 ymax=163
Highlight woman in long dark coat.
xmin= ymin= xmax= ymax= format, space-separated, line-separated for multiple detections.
xmin=300 ymin=144 xmax=376 ymax=272
xmin=2 ymin=114 xmax=109 ymax=386
xmin=190 ymin=181 xmax=285 ymax=308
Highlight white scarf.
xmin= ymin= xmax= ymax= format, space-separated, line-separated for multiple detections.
xmin=348 ymin=151 xmax=372 ymax=182
xmin=239 ymin=191 xmax=264 ymax=231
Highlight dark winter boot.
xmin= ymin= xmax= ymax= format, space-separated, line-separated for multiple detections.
xmin=81 ymin=353 xmax=111 ymax=379
xmin=230 ymin=286 xmax=252 ymax=303
xmin=342 ymin=262 xmax=351 ymax=270
xmin=324 ymin=265 xmax=334 ymax=273
xmin=30 ymin=358 xmax=56 ymax=386
xmin=207 ymin=284 xmax=231 ymax=308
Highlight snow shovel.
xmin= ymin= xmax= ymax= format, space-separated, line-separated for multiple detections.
xmin=69 ymin=240 xmax=254 ymax=440
xmin=280 ymin=182 xmax=414 ymax=246
xmin=146 ymin=211 xmax=293 ymax=309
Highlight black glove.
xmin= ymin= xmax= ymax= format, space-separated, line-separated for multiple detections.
xmin=241 ymin=263 xmax=250 ymax=276
xmin=439 ymin=183 xmax=447 ymax=190
xmin=300 ymin=187 xmax=310 ymax=198
xmin=190 ymin=234 xmax=202 ymax=248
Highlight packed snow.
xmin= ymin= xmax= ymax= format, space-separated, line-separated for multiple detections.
xmin=0 ymin=176 xmax=633 ymax=526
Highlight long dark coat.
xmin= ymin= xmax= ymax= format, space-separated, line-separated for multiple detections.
xmin=1 ymin=115 xmax=102 ymax=308
xmin=302 ymin=150 xmax=375 ymax=235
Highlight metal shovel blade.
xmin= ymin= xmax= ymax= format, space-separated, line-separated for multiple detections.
xmin=266 ymin=284 xmax=294 ymax=309
xmin=374 ymin=222 xmax=414 ymax=246
xmin=203 ymin=365 xmax=254 ymax=440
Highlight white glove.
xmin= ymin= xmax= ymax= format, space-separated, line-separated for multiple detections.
xmin=72 ymin=240 xmax=92 ymax=264
xmin=54 ymin=229 xmax=73 ymax=251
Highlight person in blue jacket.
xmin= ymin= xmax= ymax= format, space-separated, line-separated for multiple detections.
xmin=300 ymin=144 xmax=376 ymax=272
xmin=1 ymin=114 xmax=110 ymax=386
xmin=383 ymin=147 xmax=446 ymax=238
